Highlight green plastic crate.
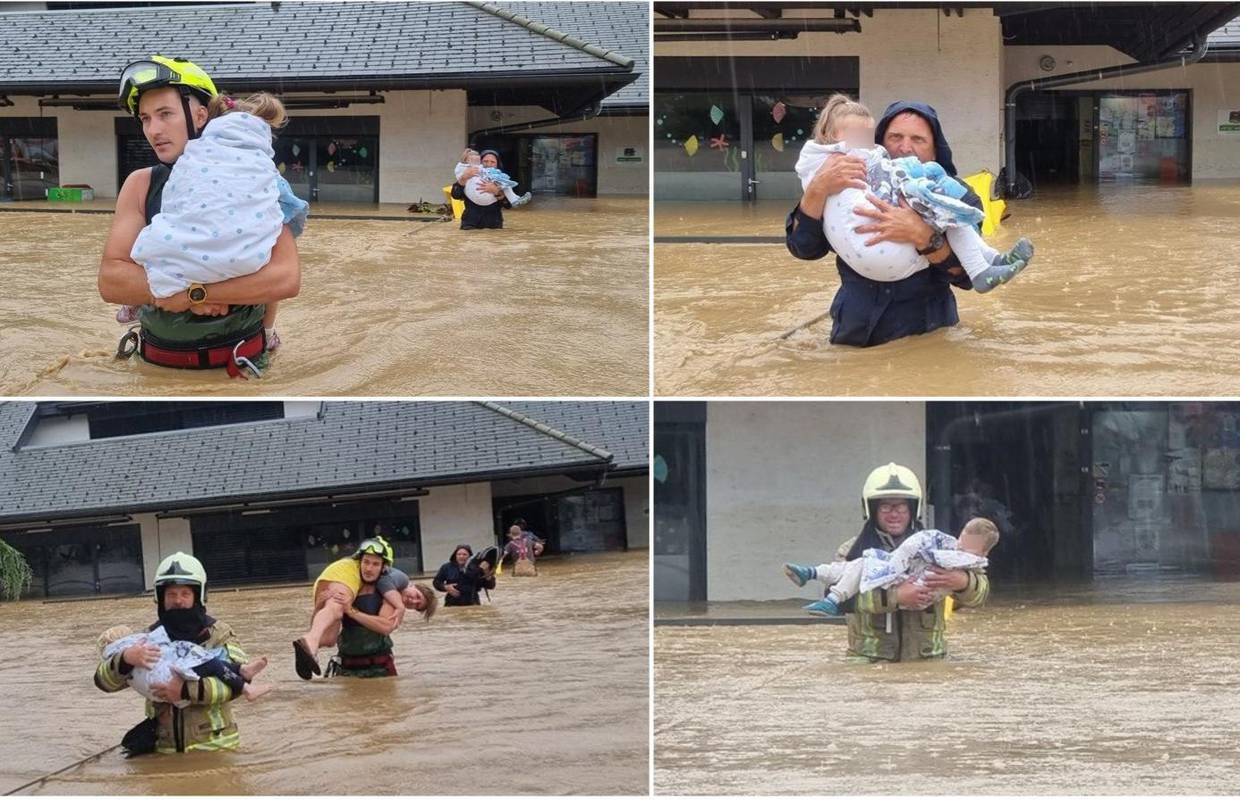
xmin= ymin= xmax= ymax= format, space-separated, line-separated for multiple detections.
xmin=47 ymin=187 xmax=83 ymax=202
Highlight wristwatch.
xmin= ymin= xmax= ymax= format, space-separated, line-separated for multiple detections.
xmin=916 ymin=231 xmax=946 ymax=256
xmin=187 ymin=283 xmax=208 ymax=305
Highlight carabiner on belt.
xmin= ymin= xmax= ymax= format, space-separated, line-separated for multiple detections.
xmin=229 ymin=339 xmax=262 ymax=380
xmin=115 ymin=326 xmax=141 ymax=360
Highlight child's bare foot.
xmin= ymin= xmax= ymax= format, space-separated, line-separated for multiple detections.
xmin=243 ymin=682 xmax=273 ymax=701
xmin=239 ymin=655 xmax=268 ymax=681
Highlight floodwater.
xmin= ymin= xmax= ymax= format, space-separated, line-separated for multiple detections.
xmin=655 ymin=183 xmax=1240 ymax=396
xmin=0 ymin=550 xmax=648 ymax=795
xmin=0 ymin=197 xmax=648 ymax=396
xmin=654 ymin=577 xmax=1240 ymax=795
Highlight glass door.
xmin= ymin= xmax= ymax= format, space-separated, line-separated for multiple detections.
xmin=315 ymin=136 xmax=377 ymax=203
xmin=3 ymin=136 xmax=59 ymax=200
xmin=273 ymin=136 xmax=313 ymax=201
xmin=555 ymin=489 xmax=626 ymax=552
xmin=752 ymin=95 xmax=821 ymax=201
xmin=1090 ymin=407 xmax=1210 ymax=574
xmin=524 ymin=134 xmax=597 ymax=197
xmin=1097 ymin=92 xmax=1189 ymax=182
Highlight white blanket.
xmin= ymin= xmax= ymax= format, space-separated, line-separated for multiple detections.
xmin=132 ymin=112 xmax=287 ymax=298
xmin=101 ymin=626 xmax=227 ymax=709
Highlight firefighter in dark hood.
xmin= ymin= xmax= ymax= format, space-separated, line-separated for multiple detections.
xmin=94 ymin=552 xmax=249 ymax=753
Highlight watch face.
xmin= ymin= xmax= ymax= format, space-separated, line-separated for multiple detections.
xmin=188 ymin=286 xmax=206 ymax=303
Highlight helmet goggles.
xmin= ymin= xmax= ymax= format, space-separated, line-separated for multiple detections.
xmin=118 ymin=56 xmax=216 ymax=116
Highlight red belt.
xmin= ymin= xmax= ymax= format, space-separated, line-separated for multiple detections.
xmin=339 ymin=653 xmax=397 ymax=676
xmin=138 ymin=329 xmax=265 ymax=373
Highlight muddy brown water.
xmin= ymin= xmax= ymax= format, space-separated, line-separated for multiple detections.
xmin=654 ymin=578 xmax=1240 ymax=795
xmin=655 ymin=183 xmax=1240 ymax=396
xmin=0 ymin=198 xmax=648 ymax=396
xmin=0 ymin=551 xmax=648 ymax=795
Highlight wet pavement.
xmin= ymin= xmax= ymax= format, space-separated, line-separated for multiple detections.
xmin=655 ymin=183 xmax=1240 ymax=396
xmin=1 ymin=197 xmax=648 ymax=396
xmin=654 ymin=576 xmax=1240 ymax=794
xmin=0 ymin=550 xmax=649 ymax=795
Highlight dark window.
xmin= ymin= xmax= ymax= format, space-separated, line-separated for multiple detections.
xmin=6 ymin=524 xmax=143 ymax=599
xmin=42 ymin=401 xmax=285 ymax=439
xmin=190 ymin=498 xmax=423 ymax=586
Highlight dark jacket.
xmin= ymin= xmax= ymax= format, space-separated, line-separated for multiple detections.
xmin=451 ymin=181 xmax=510 ymax=230
xmin=786 ymin=100 xmax=983 ymax=348
xmin=432 ymin=546 xmax=496 ymax=606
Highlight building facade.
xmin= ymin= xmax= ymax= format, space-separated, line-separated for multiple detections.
xmin=652 ymin=3 xmax=1240 ymax=201
xmin=0 ymin=1 xmax=649 ymax=203
xmin=0 ymin=400 xmax=648 ymax=599
xmin=655 ymin=401 xmax=1240 ymax=602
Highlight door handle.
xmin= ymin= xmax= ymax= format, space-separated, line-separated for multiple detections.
xmin=747 ymin=178 xmax=761 ymax=185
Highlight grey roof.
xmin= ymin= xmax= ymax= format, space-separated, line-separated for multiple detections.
xmin=503 ymin=401 xmax=648 ymax=470
xmin=0 ymin=1 xmax=636 ymax=92
xmin=493 ymin=1 xmax=649 ymax=108
xmin=0 ymin=401 xmax=647 ymax=524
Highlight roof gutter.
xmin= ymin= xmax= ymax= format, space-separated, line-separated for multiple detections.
xmin=1002 ymin=32 xmax=1209 ymax=197
xmin=475 ymin=401 xmax=616 ymax=463
xmin=0 ymin=68 xmax=632 ymax=98
xmin=463 ymin=0 xmax=636 ymax=69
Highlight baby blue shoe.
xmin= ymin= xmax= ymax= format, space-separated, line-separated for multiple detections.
xmin=783 ymin=563 xmax=816 ymax=587
xmin=803 ymin=597 xmax=842 ymax=617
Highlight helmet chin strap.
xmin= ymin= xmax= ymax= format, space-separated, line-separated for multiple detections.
xmin=158 ymin=89 xmax=201 ymax=166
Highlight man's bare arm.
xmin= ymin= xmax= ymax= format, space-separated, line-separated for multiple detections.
xmin=98 ymin=169 xmax=156 ymax=305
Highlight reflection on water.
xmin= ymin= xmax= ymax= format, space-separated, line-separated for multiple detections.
xmin=0 ymin=551 xmax=648 ymax=795
xmin=655 ymin=183 xmax=1240 ymax=396
xmin=655 ymin=577 xmax=1240 ymax=794
xmin=0 ymin=198 xmax=648 ymax=396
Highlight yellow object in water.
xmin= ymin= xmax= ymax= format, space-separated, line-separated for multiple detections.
xmin=442 ymin=185 xmax=464 ymax=221
xmin=961 ymin=170 xmax=1006 ymax=237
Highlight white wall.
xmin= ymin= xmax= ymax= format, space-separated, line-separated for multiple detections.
xmin=655 ymin=8 xmax=1004 ymax=176
xmin=417 ymin=482 xmax=494 ymax=575
xmin=378 ymin=89 xmax=468 ymax=204
xmin=282 ymin=401 xmax=322 ymax=419
xmin=467 ymin=106 xmax=649 ymax=195
xmin=616 ymin=474 xmax=649 ymax=550
xmin=1005 ymin=45 xmax=1240 ymax=180
xmin=704 ymin=401 xmax=925 ymax=602
xmin=24 ymin=412 xmax=89 ymax=448
xmin=139 ymin=514 xmax=193 ymax=589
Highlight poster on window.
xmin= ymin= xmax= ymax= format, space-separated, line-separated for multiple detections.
xmin=1220 ymin=110 xmax=1240 ymax=136
xmin=1204 ymin=447 xmax=1240 ymax=489
xmin=1127 ymin=474 xmax=1164 ymax=521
